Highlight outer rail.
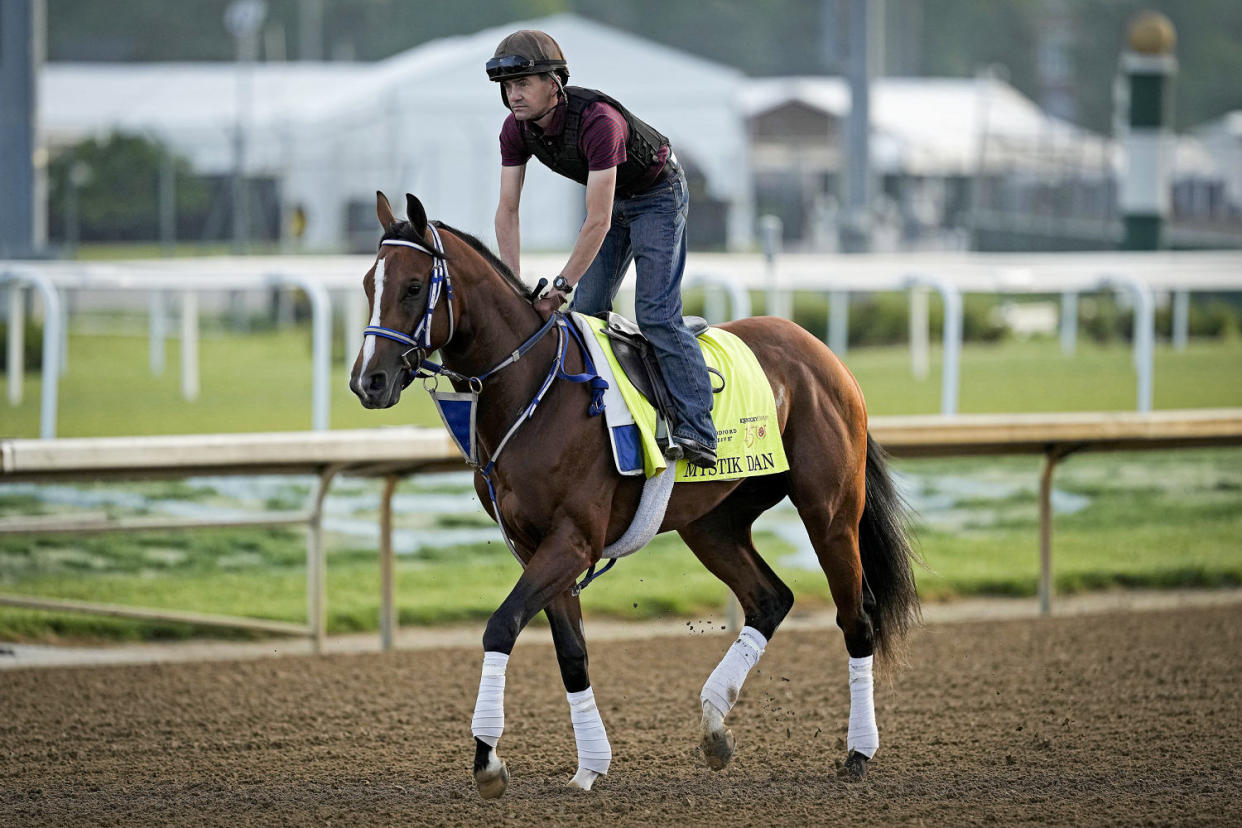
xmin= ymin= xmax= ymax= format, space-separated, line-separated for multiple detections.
xmin=869 ymin=409 xmax=1242 ymax=613
xmin=2 ymin=411 xmax=1240 ymax=648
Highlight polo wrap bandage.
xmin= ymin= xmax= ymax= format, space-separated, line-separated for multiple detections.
xmin=471 ymin=651 xmax=509 ymax=747
xmin=700 ymin=625 xmax=768 ymax=716
xmin=567 ymin=687 xmax=612 ymax=775
xmin=847 ymin=655 xmax=879 ymax=757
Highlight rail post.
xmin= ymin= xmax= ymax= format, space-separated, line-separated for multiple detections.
xmin=6 ymin=281 xmax=22 ymax=405
xmin=685 ymin=272 xmax=751 ymax=321
xmin=307 ymin=465 xmax=343 ymax=654
xmin=180 ymin=290 xmax=199 ymax=401
xmin=0 ymin=270 xmax=63 ymax=438
xmin=268 ymin=273 xmax=333 ymax=430
xmin=904 ymin=273 xmax=962 ymax=416
xmin=829 ymin=290 xmax=849 ymax=356
xmin=1060 ymin=291 xmax=1078 ymax=355
xmin=379 ymin=473 xmax=399 ymax=651
xmin=1097 ymin=273 xmax=1154 ymax=412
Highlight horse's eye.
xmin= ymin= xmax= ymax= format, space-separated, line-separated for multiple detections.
xmin=406 ymin=282 xmax=422 ymax=298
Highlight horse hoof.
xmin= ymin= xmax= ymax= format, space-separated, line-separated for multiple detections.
xmin=837 ymin=750 xmax=868 ymax=781
xmin=700 ymin=725 xmax=736 ymax=771
xmin=474 ymin=758 xmax=509 ymax=799
xmin=568 ymin=768 xmax=600 ymax=791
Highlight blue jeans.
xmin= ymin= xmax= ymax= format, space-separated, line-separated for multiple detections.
xmin=571 ymin=169 xmax=716 ymax=450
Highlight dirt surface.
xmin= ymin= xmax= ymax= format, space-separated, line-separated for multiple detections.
xmin=3 ymin=603 xmax=1241 ymax=826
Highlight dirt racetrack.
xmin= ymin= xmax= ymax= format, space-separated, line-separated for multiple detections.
xmin=3 ymin=602 xmax=1241 ymax=826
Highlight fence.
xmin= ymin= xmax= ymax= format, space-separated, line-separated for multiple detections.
xmin=3 ymin=409 xmax=1240 ymax=651
xmin=5 ymin=250 xmax=1241 ymax=437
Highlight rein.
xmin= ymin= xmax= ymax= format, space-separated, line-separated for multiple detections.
xmin=359 ymin=226 xmax=610 ymax=590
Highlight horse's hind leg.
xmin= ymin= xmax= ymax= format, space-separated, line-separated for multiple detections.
xmin=678 ymin=488 xmax=794 ymax=771
xmin=544 ymin=591 xmax=611 ymax=791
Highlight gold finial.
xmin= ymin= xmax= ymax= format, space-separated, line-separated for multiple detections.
xmin=1127 ymin=10 xmax=1176 ymax=56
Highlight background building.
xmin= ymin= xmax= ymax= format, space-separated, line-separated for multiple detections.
xmin=40 ymin=14 xmax=753 ymax=253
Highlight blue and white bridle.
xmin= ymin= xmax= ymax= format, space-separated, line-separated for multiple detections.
xmin=363 ymin=223 xmax=455 ymax=361
xmin=357 ymin=223 xmax=609 ymax=588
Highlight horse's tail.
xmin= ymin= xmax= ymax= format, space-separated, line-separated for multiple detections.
xmin=859 ymin=432 xmax=922 ymax=665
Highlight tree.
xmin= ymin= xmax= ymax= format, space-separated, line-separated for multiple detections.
xmin=47 ymin=132 xmax=210 ymax=243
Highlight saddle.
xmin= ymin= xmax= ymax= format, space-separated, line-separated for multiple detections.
xmin=597 ymin=312 xmax=723 ymax=446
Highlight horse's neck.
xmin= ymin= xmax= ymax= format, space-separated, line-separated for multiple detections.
xmin=438 ymin=241 xmax=567 ymax=452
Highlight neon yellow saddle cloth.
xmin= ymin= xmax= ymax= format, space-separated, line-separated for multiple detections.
xmin=573 ymin=313 xmax=789 ymax=482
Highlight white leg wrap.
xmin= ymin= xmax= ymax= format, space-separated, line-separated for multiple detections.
xmin=471 ymin=651 xmax=509 ymax=747
xmin=700 ymin=626 xmax=767 ymax=717
xmin=847 ymin=655 xmax=879 ymax=758
xmin=567 ymin=686 xmax=612 ymax=775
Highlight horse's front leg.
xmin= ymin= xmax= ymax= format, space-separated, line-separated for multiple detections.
xmin=470 ymin=529 xmax=594 ymax=799
xmin=545 ymin=591 xmax=611 ymax=791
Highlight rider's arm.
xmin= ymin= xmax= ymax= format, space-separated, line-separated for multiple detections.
xmin=558 ymin=165 xmax=616 ymax=286
xmin=495 ymin=163 xmax=526 ymax=277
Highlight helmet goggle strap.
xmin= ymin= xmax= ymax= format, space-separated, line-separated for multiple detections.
xmin=486 ymin=54 xmax=536 ymax=79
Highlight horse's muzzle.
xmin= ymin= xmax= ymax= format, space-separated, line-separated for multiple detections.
xmin=352 ymin=368 xmax=402 ymax=409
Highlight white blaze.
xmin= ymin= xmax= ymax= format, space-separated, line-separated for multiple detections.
xmin=362 ymin=256 xmax=386 ymax=373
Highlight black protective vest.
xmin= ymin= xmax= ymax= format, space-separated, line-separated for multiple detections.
xmin=521 ymin=86 xmax=670 ymax=197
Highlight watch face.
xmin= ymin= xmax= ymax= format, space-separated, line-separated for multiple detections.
xmin=554 ymin=276 xmax=570 ymax=291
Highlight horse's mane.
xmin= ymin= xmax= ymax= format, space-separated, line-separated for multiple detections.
xmin=432 ymin=221 xmax=533 ymax=299
xmin=380 ymin=218 xmax=532 ymax=299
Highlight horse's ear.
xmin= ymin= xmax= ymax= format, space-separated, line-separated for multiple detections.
xmin=405 ymin=193 xmax=428 ymax=237
xmin=376 ymin=191 xmax=396 ymax=229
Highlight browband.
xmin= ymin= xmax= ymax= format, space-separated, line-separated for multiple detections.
xmin=381 ymin=238 xmax=436 ymax=257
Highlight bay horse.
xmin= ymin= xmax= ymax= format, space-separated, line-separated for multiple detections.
xmin=350 ymin=192 xmax=920 ymax=798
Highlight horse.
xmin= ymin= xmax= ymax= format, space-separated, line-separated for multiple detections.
xmin=349 ymin=191 xmax=920 ymax=798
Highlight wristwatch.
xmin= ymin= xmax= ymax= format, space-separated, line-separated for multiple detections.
xmin=552 ymin=275 xmax=573 ymax=294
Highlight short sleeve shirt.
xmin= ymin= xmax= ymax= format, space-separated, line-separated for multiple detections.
xmin=499 ymin=100 xmax=629 ymax=171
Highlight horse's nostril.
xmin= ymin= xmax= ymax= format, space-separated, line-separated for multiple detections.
xmin=366 ymin=372 xmax=387 ymax=394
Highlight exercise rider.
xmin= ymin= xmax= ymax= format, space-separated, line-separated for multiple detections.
xmin=487 ymin=29 xmax=717 ymax=470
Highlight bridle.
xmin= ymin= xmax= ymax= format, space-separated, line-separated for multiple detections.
xmin=362 ymin=223 xmax=456 ymax=377
xmin=357 ymin=222 xmax=609 ymax=588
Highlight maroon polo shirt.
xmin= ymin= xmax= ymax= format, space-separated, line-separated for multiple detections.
xmin=499 ymin=98 xmax=670 ymax=192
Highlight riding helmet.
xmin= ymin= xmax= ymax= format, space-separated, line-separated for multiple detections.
xmin=486 ymin=30 xmax=569 ymax=109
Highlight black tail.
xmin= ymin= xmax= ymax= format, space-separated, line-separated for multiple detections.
xmin=859 ymin=432 xmax=922 ymax=664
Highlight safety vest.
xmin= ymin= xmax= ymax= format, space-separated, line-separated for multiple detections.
xmin=521 ymin=86 xmax=671 ymax=197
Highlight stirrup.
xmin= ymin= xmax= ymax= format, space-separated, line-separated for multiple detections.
xmin=670 ymin=435 xmax=716 ymax=469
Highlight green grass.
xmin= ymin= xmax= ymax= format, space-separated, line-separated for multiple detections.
xmin=905 ymin=449 xmax=1242 ymax=599
xmin=2 ymin=328 xmax=441 ymax=437
xmin=844 ymin=337 xmax=1242 ymax=415
xmin=1 ymin=448 xmax=1239 ymax=643
xmin=4 ymin=331 xmax=1242 ymax=439
xmin=1 ymin=326 xmax=1240 ymax=642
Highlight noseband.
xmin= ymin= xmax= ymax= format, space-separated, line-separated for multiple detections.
xmin=363 ymin=223 xmax=456 ymax=375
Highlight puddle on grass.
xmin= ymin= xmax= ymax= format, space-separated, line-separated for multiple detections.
xmin=4 ymin=469 xmax=1091 ymax=567
xmin=1 ymin=473 xmax=505 ymax=557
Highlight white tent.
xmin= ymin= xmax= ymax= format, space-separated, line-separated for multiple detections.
xmin=40 ymin=14 xmax=753 ymax=252
xmin=740 ymin=75 xmax=1114 ymax=176
xmin=1194 ymin=111 xmax=1242 ymax=211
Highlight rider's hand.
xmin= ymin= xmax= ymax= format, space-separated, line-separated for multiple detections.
xmin=532 ymin=289 xmax=569 ymax=318
xmin=532 ymin=280 xmax=570 ymax=318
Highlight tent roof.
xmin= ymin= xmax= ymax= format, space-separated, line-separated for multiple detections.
xmin=742 ymin=76 xmax=1110 ymax=174
xmin=40 ymin=13 xmax=744 ymax=140
xmin=40 ymin=62 xmax=371 ymax=140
